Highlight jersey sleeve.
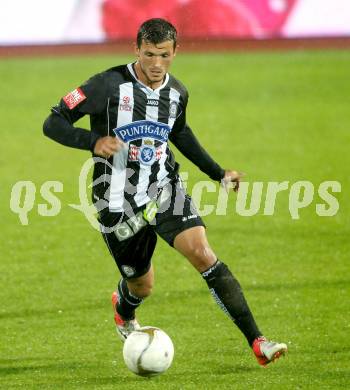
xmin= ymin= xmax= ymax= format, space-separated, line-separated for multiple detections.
xmin=169 ymin=94 xmax=225 ymax=182
xmin=43 ymin=72 xmax=109 ymax=151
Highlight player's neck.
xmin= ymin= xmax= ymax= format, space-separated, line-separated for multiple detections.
xmin=133 ymin=62 xmax=163 ymax=90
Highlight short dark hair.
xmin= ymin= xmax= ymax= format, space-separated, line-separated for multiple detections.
xmin=137 ymin=18 xmax=177 ymax=50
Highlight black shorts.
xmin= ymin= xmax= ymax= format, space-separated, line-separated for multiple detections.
xmin=98 ymin=179 xmax=205 ymax=279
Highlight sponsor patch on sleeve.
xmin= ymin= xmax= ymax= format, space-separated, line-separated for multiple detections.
xmin=62 ymin=88 xmax=86 ymax=109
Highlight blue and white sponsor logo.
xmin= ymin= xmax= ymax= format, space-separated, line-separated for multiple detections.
xmin=139 ymin=145 xmax=156 ymax=165
xmin=113 ymin=120 xmax=171 ymax=143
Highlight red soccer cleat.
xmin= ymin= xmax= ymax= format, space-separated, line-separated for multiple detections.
xmin=111 ymin=291 xmax=140 ymax=342
xmin=252 ymin=336 xmax=287 ymax=366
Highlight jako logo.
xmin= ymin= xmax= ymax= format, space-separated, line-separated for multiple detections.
xmin=147 ymin=99 xmax=159 ymax=106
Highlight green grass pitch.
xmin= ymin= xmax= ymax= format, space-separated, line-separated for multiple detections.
xmin=1 ymin=49 xmax=349 ymax=389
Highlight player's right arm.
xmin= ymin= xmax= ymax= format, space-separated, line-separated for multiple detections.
xmin=93 ymin=136 xmax=124 ymax=159
xmin=43 ymin=71 xmax=123 ymax=157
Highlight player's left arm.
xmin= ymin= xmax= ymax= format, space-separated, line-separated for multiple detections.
xmin=169 ymin=120 xmax=243 ymax=192
xmin=169 ymin=93 xmax=243 ymax=192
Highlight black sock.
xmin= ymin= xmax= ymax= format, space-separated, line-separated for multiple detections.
xmin=201 ymin=260 xmax=262 ymax=346
xmin=116 ymin=279 xmax=143 ymax=320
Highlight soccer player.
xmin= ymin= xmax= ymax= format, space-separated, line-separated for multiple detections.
xmin=43 ymin=18 xmax=287 ymax=366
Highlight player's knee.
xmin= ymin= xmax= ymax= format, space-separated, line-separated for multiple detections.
xmin=138 ymin=285 xmax=153 ymax=298
xmin=128 ymin=280 xmax=153 ymax=298
xmin=187 ymin=243 xmax=217 ymax=272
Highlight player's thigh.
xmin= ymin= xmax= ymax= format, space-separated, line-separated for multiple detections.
xmin=154 ymin=179 xmax=205 ymax=246
xmin=154 ymin=180 xmax=215 ymax=272
xmin=100 ymin=218 xmax=157 ymax=280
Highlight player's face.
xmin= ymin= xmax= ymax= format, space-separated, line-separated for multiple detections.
xmin=135 ymin=40 xmax=176 ymax=88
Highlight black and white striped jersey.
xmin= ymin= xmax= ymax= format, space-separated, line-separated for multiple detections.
xmin=44 ymin=63 xmax=225 ymax=213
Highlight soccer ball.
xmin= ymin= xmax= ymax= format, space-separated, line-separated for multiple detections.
xmin=122 ymin=326 xmax=174 ymax=376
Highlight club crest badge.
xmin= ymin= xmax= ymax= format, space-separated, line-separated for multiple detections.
xmin=139 ymin=145 xmax=156 ymax=165
xmin=128 ymin=141 xmax=163 ymax=165
xmin=169 ymin=101 xmax=178 ymax=119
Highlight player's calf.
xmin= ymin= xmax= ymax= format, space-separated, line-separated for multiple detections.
xmin=201 ymin=260 xmax=287 ymax=366
xmin=115 ymin=278 xmax=144 ymax=320
xmin=201 ymin=260 xmax=262 ymax=345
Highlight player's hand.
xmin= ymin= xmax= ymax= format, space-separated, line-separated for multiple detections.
xmin=93 ymin=136 xmax=125 ymax=158
xmin=222 ymin=170 xmax=245 ymax=193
